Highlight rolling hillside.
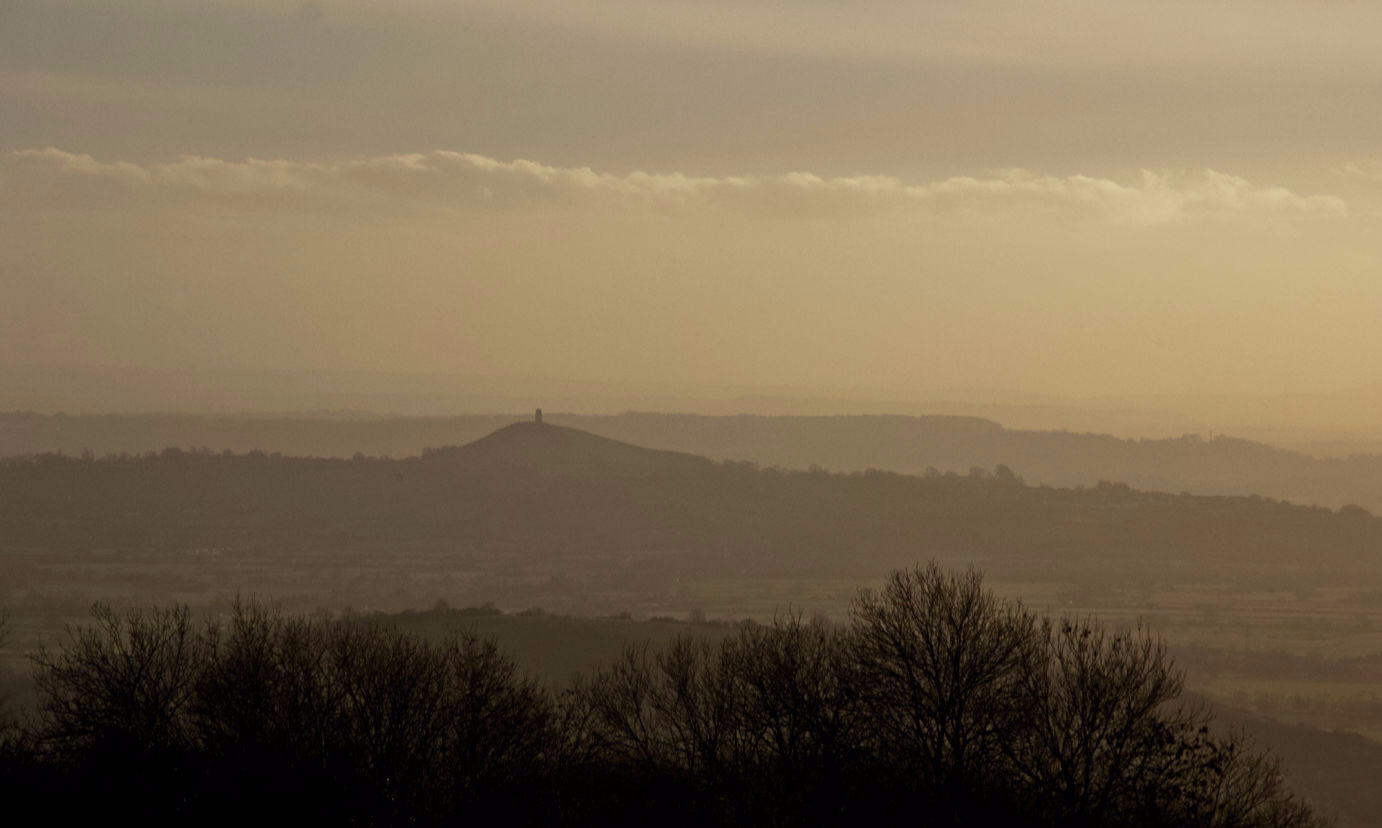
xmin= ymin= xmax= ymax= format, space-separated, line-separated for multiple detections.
xmin=6 ymin=410 xmax=1382 ymax=511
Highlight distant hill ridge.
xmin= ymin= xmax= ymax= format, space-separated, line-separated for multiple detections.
xmin=3 ymin=420 xmax=1380 ymax=585
xmin=426 ymin=421 xmax=714 ymax=477
xmin=4 ymin=410 xmax=1382 ymax=511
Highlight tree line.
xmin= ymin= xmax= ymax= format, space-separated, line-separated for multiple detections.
xmin=0 ymin=564 xmax=1319 ymax=827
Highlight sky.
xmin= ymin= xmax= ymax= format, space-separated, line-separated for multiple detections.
xmin=3 ymin=0 xmax=1382 ymax=400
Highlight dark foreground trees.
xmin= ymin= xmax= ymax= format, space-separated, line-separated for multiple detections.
xmin=5 ymin=566 xmax=1322 ymax=827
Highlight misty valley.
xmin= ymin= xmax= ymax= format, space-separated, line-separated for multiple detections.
xmin=2 ymin=416 xmax=1382 ymax=825
xmin=9 ymin=0 xmax=1382 ymax=822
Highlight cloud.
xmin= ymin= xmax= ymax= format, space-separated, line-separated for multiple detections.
xmin=1338 ymin=161 xmax=1382 ymax=184
xmin=0 ymin=147 xmax=1348 ymax=225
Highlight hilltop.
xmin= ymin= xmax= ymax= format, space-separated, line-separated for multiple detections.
xmin=424 ymin=420 xmax=714 ymax=478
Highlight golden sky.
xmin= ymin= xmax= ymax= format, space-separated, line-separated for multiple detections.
xmin=3 ymin=0 xmax=1381 ymax=399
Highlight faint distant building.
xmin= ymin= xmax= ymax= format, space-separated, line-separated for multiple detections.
xmin=535 ymin=408 xmax=543 ymax=424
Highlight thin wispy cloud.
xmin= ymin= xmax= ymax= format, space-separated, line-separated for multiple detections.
xmin=1 ymin=148 xmax=1348 ymax=225
xmin=1338 ymin=161 xmax=1382 ymax=183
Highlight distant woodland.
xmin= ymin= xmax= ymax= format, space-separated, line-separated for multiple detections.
xmin=2 ymin=422 xmax=1378 ymax=589
xmin=4 ymin=410 xmax=1382 ymax=512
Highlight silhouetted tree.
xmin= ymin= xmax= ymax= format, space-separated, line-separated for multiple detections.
xmin=0 ymin=606 xmax=17 ymax=742
xmin=1007 ymin=618 xmax=1203 ymax=825
xmin=717 ymin=613 xmax=866 ymax=824
xmin=193 ymin=601 xmax=358 ymax=823
xmin=30 ymin=603 xmax=207 ymax=819
xmin=33 ymin=604 xmax=205 ymax=758
xmin=849 ymin=562 xmax=1035 ymax=812
xmin=438 ymin=630 xmax=556 ymax=816
xmin=0 ymin=606 xmax=36 ymax=812
xmin=0 ymin=606 xmax=10 ymax=717
xmin=12 ymin=570 xmax=1327 ymax=828
xmin=1174 ymin=733 xmax=1318 ymax=828
xmin=586 ymin=637 xmax=732 ymax=780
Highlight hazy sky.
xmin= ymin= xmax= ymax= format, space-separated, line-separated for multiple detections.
xmin=3 ymin=0 xmax=1382 ymax=398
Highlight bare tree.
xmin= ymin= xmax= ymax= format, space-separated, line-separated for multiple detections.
xmin=849 ymin=562 xmax=1035 ymax=799
xmin=439 ymin=630 xmax=554 ymax=803
xmin=196 ymin=599 xmax=338 ymax=764
xmin=720 ymin=613 xmax=861 ymax=779
xmin=32 ymin=603 xmax=205 ymax=758
xmin=717 ymin=613 xmax=866 ymax=825
xmin=13 ymin=578 xmax=1326 ymax=827
xmin=586 ymin=636 xmax=733 ymax=780
xmin=0 ymin=606 xmax=13 ymax=731
xmin=326 ymin=618 xmax=453 ymax=817
xmin=1172 ymin=731 xmax=1321 ymax=828
xmin=1007 ymin=618 xmax=1200 ymax=823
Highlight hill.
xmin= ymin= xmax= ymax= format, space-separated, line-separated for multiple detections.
xmin=5 ymin=410 xmax=1382 ymax=512
xmin=429 ymin=420 xmax=714 ymax=477
xmin=2 ymin=422 xmax=1380 ymax=618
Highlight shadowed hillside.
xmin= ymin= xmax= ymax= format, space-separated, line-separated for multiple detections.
xmin=2 ymin=422 xmax=1380 ymax=601
xmin=6 ymin=410 xmax=1382 ymax=512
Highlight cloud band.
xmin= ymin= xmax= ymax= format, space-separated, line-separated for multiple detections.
xmin=1 ymin=147 xmax=1348 ymax=225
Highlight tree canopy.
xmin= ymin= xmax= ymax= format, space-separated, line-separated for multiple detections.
xmin=1 ymin=565 xmax=1320 ymax=827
